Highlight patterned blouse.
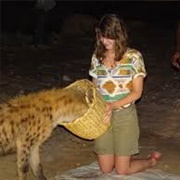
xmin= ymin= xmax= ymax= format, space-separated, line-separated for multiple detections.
xmin=89 ymin=48 xmax=147 ymax=108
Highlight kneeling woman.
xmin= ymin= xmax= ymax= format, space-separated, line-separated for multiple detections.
xmin=89 ymin=13 xmax=161 ymax=175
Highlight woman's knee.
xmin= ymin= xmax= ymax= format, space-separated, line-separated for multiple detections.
xmin=115 ymin=168 xmax=129 ymax=175
xmin=98 ymin=159 xmax=114 ymax=174
xmin=98 ymin=154 xmax=114 ymax=174
xmin=100 ymin=166 xmax=114 ymax=174
xmin=114 ymin=156 xmax=131 ymax=175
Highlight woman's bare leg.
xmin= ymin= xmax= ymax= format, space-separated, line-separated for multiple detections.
xmin=115 ymin=154 xmax=160 ymax=175
xmin=98 ymin=155 xmax=114 ymax=174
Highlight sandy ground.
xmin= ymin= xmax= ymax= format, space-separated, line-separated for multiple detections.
xmin=0 ymin=128 xmax=180 ymax=180
xmin=0 ymin=18 xmax=180 ymax=180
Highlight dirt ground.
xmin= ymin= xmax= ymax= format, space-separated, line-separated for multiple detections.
xmin=0 ymin=17 xmax=180 ymax=180
xmin=1 ymin=128 xmax=180 ymax=180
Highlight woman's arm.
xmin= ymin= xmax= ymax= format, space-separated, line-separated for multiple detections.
xmin=108 ymin=76 xmax=144 ymax=110
xmin=92 ymin=77 xmax=112 ymax=123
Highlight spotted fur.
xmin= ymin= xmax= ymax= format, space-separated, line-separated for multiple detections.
xmin=0 ymin=88 xmax=88 ymax=180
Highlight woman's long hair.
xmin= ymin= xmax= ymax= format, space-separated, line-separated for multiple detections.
xmin=94 ymin=14 xmax=128 ymax=62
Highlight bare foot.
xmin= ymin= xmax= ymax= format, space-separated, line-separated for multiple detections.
xmin=147 ymin=152 xmax=162 ymax=167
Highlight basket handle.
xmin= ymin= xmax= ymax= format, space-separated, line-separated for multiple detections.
xmin=85 ymin=87 xmax=96 ymax=105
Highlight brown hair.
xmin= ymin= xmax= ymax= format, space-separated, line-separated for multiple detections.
xmin=94 ymin=14 xmax=128 ymax=62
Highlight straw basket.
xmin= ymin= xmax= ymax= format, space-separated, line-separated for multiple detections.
xmin=60 ymin=79 xmax=110 ymax=140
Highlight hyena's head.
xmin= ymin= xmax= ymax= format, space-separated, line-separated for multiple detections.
xmin=54 ymin=88 xmax=91 ymax=124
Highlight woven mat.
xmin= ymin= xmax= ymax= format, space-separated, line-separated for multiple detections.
xmin=55 ymin=162 xmax=180 ymax=180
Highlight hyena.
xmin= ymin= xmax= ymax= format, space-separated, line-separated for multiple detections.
xmin=0 ymin=87 xmax=89 ymax=180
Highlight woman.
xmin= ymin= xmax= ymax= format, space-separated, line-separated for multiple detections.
xmin=89 ymin=14 xmax=161 ymax=175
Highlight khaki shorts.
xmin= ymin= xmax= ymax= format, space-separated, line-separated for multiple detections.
xmin=94 ymin=105 xmax=139 ymax=156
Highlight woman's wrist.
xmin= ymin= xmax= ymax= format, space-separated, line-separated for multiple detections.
xmin=110 ymin=101 xmax=122 ymax=110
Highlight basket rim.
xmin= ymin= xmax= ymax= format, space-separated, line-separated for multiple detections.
xmin=59 ymin=79 xmax=110 ymax=139
xmin=61 ymin=90 xmax=105 ymax=125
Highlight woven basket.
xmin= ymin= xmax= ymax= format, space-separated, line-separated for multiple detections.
xmin=60 ymin=79 xmax=110 ymax=140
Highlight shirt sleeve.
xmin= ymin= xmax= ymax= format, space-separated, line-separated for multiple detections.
xmin=89 ymin=54 xmax=98 ymax=78
xmin=130 ymin=51 xmax=147 ymax=79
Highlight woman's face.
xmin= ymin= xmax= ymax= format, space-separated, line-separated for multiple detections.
xmin=99 ymin=36 xmax=115 ymax=50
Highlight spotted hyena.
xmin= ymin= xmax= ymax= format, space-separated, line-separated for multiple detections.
xmin=0 ymin=87 xmax=89 ymax=180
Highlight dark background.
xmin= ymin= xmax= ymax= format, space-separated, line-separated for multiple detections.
xmin=1 ymin=1 xmax=180 ymax=34
xmin=0 ymin=1 xmax=180 ymax=75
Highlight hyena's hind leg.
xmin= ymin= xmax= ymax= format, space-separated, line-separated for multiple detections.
xmin=29 ymin=144 xmax=47 ymax=180
xmin=16 ymin=139 xmax=31 ymax=180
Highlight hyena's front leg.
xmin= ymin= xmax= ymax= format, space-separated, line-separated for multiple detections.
xmin=16 ymin=140 xmax=31 ymax=180
xmin=29 ymin=144 xmax=47 ymax=180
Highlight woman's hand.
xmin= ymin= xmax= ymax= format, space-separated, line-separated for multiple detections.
xmin=103 ymin=104 xmax=112 ymax=124
xmin=172 ymin=51 xmax=180 ymax=69
xmin=107 ymin=101 xmax=120 ymax=110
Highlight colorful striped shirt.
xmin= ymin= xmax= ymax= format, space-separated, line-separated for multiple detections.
xmin=89 ymin=48 xmax=147 ymax=108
